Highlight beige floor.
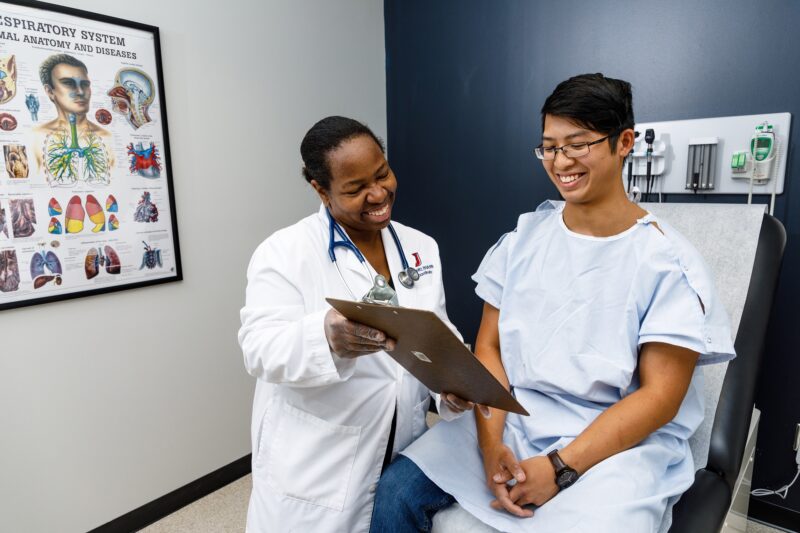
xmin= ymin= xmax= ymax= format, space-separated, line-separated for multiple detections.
xmin=141 ymin=473 xmax=789 ymax=533
xmin=140 ymin=475 xmax=251 ymax=533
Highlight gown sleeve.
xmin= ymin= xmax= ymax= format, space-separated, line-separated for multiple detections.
xmin=471 ymin=231 xmax=513 ymax=309
xmin=637 ymin=243 xmax=736 ymax=366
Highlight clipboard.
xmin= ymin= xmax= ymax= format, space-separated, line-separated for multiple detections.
xmin=326 ymin=298 xmax=529 ymax=416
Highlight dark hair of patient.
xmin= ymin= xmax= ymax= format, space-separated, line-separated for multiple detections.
xmin=541 ymin=73 xmax=635 ymax=151
xmin=301 ymin=116 xmax=385 ymax=190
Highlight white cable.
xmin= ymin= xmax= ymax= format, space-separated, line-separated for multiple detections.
xmin=751 ymin=465 xmax=800 ymax=500
xmin=769 ymin=140 xmax=780 ymax=216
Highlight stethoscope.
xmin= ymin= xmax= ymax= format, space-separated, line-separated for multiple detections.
xmin=327 ymin=209 xmax=420 ymax=300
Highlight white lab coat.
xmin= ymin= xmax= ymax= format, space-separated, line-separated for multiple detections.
xmin=239 ymin=204 xmax=461 ymax=533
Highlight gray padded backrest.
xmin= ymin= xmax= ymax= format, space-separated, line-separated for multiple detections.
xmin=643 ymin=203 xmax=765 ymax=470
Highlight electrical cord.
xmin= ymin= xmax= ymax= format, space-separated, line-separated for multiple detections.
xmin=751 ymin=448 xmax=800 ymax=500
xmin=627 ymin=156 xmax=633 ymax=194
xmin=769 ymin=141 xmax=780 ymax=216
xmin=751 ymin=466 xmax=800 ymax=499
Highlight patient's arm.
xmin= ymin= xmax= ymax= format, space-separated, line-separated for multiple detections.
xmin=474 ymin=303 xmax=534 ymax=518
xmin=505 ymin=341 xmax=699 ymax=510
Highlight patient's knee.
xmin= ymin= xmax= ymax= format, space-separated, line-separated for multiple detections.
xmin=371 ymin=455 xmax=454 ymax=533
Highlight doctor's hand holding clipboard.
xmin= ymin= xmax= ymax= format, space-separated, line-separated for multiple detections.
xmin=323 ymin=307 xmax=397 ymax=356
xmin=323 ymin=306 xmax=485 ymax=415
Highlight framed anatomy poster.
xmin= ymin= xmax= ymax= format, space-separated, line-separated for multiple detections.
xmin=0 ymin=0 xmax=181 ymax=310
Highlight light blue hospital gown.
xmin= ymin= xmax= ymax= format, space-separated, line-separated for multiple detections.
xmin=402 ymin=201 xmax=736 ymax=533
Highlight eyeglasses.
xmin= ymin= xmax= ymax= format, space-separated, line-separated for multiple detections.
xmin=534 ymin=131 xmax=619 ymax=161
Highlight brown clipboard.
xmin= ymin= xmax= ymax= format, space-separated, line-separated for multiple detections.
xmin=326 ymin=298 xmax=529 ymax=416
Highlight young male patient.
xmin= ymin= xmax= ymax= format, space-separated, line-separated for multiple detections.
xmin=369 ymin=73 xmax=735 ymax=533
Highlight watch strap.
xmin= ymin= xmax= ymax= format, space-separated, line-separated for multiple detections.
xmin=547 ymin=450 xmax=568 ymax=473
xmin=547 ymin=449 xmax=580 ymax=491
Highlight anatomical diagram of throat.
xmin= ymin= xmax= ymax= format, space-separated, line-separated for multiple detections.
xmin=43 ymin=112 xmax=111 ymax=186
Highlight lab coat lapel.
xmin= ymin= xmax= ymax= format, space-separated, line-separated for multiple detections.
xmin=382 ymin=224 xmax=412 ymax=307
xmin=381 ymin=224 xmax=410 ymax=381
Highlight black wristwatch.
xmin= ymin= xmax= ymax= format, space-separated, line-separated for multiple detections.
xmin=547 ymin=450 xmax=580 ymax=491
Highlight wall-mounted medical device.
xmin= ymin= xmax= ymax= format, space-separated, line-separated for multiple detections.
xmin=626 ymin=113 xmax=791 ymax=213
xmin=626 ymin=128 xmax=668 ymax=202
xmin=731 ymin=122 xmax=778 ymax=181
xmin=750 ymin=121 xmax=777 ymax=182
xmin=685 ymin=137 xmax=718 ymax=192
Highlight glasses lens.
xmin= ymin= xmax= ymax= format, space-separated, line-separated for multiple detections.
xmin=562 ymin=144 xmax=590 ymax=158
xmin=535 ymin=147 xmax=554 ymax=160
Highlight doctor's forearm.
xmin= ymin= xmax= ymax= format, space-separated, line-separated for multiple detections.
xmin=239 ymin=308 xmax=355 ymax=386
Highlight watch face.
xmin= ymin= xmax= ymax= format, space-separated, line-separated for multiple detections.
xmin=557 ymin=468 xmax=579 ymax=489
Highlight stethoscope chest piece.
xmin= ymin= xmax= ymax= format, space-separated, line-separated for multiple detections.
xmin=361 ymin=274 xmax=399 ymax=306
xmin=397 ymin=267 xmax=420 ymax=289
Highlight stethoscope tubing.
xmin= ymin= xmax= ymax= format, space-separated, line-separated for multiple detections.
xmin=386 ymin=223 xmax=410 ymax=272
xmin=328 ymin=211 xmax=365 ymax=263
xmin=327 ymin=209 xmax=419 ymax=291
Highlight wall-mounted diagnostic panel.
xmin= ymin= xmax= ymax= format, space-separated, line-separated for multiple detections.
xmin=625 ymin=113 xmax=791 ymax=208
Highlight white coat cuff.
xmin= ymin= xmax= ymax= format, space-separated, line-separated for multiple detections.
xmin=304 ymin=309 xmax=357 ymax=381
xmin=434 ymin=392 xmax=466 ymax=422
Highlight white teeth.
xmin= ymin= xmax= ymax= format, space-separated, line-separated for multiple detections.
xmin=559 ymin=174 xmax=582 ymax=183
xmin=368 ymin=205 xmax=389 ymax=216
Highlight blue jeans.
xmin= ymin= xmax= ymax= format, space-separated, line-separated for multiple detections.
xmin=370 ymin=455 xmax=455 ymax=533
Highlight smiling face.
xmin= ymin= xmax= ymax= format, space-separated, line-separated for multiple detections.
xmin=45 ymin=64 xmax=91 ymax=116
xmin=541 ymin=114 xmax=633 ymax=206
xmin=312 ymin=134 xmax=397 ymax=239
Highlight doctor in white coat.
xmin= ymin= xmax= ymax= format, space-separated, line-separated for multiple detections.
xmin=239 ymin=116 xmax=478 ymax=533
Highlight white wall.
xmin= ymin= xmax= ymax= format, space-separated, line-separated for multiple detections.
xmin=0 ymin=1 xmax=387 ymax=531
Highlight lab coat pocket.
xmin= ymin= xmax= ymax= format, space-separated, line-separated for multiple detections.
xmin=265 ymin=401 xmax=361 ymax=511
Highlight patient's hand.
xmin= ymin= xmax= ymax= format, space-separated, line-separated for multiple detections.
xmin=499 ymin=455 xmax=558 ymax=511
xmin=481 ymin=443 xmax=533 ymax=518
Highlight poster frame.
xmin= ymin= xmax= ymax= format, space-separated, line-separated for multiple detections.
xmin=0 ymin=0 xmax=182 ymax=311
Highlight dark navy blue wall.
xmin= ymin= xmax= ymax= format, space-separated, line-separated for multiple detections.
xmin=385 ymin=0 xmax=800 ymax=528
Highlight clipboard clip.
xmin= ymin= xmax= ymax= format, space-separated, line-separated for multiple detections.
xmin=361 ymin=274 xmax=399 ymax=307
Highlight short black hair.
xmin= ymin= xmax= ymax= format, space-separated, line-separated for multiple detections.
xmin=300 ymin=116 xmax=385 ymax=190
xmin=39 ymin=54 xmax=88 ymax=88
xmin=541 ymin=73 xmax=634 ymax=151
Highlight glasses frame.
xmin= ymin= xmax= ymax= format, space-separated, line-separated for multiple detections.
xmin=534 ymin=128 xmax=623 ymax=161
